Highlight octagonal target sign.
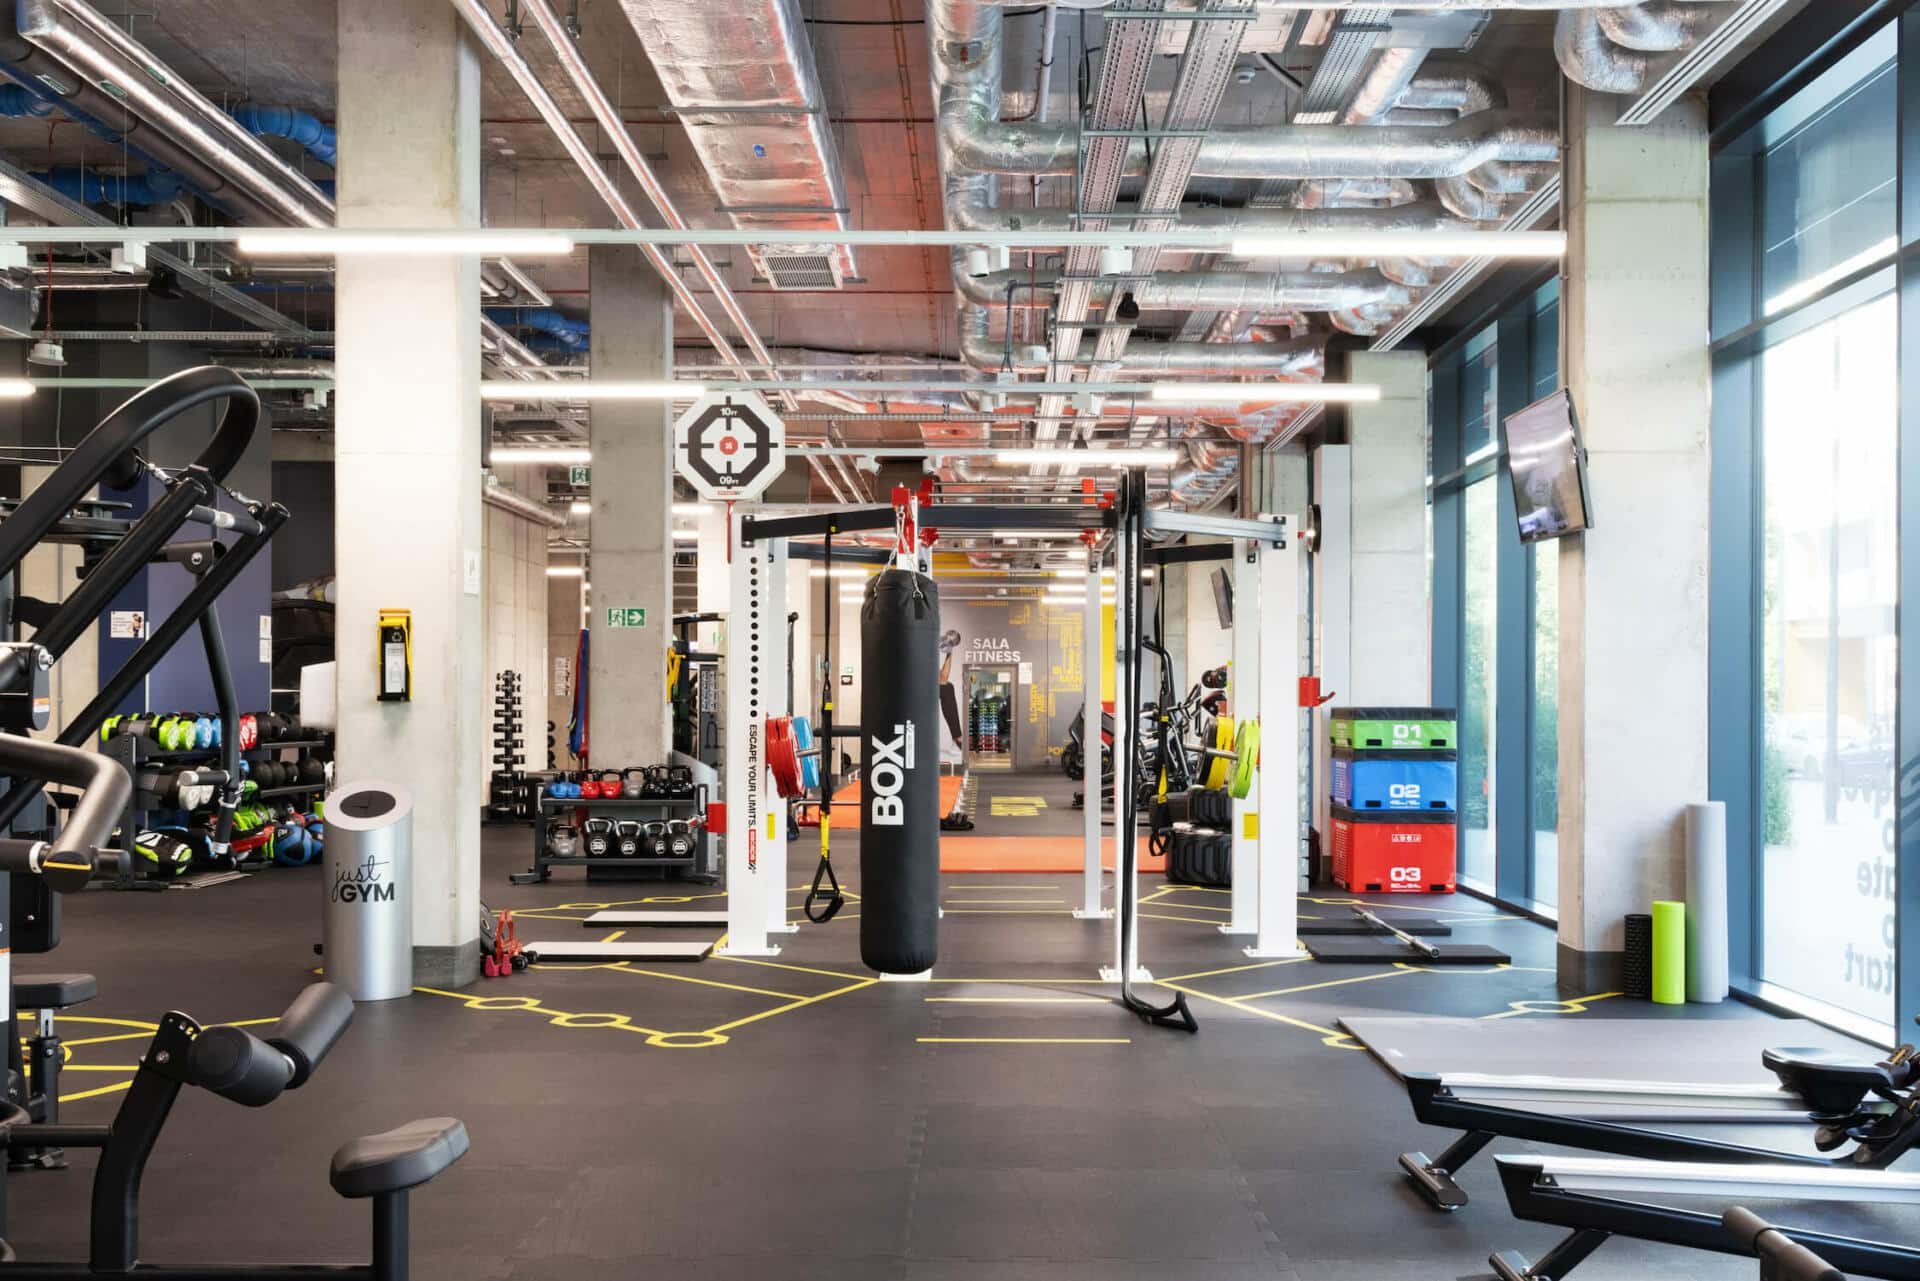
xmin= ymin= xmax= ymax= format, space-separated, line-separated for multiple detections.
xmin=673 ymin=391 xmax=786 ymax=503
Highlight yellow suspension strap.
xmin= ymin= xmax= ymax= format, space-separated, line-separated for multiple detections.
xmin=804 ymin=525 xmax=846 ymax=924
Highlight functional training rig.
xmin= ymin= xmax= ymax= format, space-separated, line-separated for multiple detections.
xmin=723 ymin=477 xmax=1309 ymax=1022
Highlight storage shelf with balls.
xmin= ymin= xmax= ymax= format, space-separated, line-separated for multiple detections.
xmin=513 ymin=782 xmax=711 ymax=885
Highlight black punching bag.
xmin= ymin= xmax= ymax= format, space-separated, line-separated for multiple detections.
xmin=860 ymin=567 xmax=941 ymax=974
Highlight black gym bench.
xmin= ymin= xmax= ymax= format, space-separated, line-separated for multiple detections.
xmin=7 ymin=971 xmax=97 ymax=1169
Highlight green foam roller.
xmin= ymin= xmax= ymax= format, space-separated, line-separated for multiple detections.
xmin=1651 ymin=899 xmax=1686 ymax=1005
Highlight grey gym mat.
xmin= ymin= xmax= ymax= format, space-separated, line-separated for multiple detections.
xmin=526 ymin=939 xmax=714 ymax=962
xmin=1306 ymin=937 xmax=1508 ymax=964
xmin=1342 ymin=1015 xmax=1876 ymax=1085
xmin=1296 ymin=919 xmax=1451 ymax=936
xmin=582 ymin=910 xmax=729 ymax=927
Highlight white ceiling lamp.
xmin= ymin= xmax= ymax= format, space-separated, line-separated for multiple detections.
xmin=26 ymin=340 xmax=64 ymax=368
xmin=1229 ymin=230 xmax=1567 ymax=260
xmin=964 ymin=247 xmax=993 ymax=278
xmin=1096 ymin=245 xmax=1135 ymax=276
xmin=236 ymin=230 xmax=575 ymax=257
xmin=479 ymin=381 xmax=695 ymax=401
xmin=491 ymin=447 xmax=590 ymax=464
xmin=546 ymin=565 xmax=585 ymax=578
xmin=994 ymin=447 xmax=1179 ymax=467
xmin=1151 ymin=383 xmax=1381 ymax=404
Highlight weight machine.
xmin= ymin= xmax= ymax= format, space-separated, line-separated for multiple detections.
xmin=713 ymin=478 xmax=1309 ymax=999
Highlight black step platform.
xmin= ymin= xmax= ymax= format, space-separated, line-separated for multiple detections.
xmin=1305 ymin=936 xmax=1509 ymax=964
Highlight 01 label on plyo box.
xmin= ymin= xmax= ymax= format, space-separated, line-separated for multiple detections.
xmin=605 ymin=607 xmax=647 ymax=629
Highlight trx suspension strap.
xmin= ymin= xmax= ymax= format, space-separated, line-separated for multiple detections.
xmin=804 ymin=525 xmax=846 ymax=923
xmin=1116 ymin=472 xmax=1197 ymax=1033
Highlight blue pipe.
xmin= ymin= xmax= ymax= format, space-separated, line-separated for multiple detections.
xmin=36 ymin=167 xmax=184 ymax=207
xmin=0 ymin=84 xmax=49 ymax=117
xmin=229 ymin=105 xmax=336 ymax=170
xmin=486 ymin=307 xmax=589 ymax=353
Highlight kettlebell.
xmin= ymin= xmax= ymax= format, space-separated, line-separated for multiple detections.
xmin=622 ymin=767 xmax=646 ymax=800
xmin=582 ymin=817 xmax=615 ymax=858
xmin=641 ymin=820 xmax=668 ymax=859
xmin=615 ymin=820 xmax=643 ymax=857
xmin=548 ymin=823 xmax=579 ymax=858
xmin=580 ymin=776 xmax=603 ymax=800
xmin=665 ymin=819 xmax=695 ymax=860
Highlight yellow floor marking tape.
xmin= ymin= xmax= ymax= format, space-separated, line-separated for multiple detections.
xmin=412 ymin=986 xmax=675 ymax=1041
xmin=925 ymin=976 xmax=1106 ymax=984
xmin=1160 ymin=957 xmax=1312 ymax=983
xmin=1144 ymin=899 xmax=1231 ymax=915
xmin=917 ymin=1037 xmax=1129 ymax=1045
xmin=942 ymin=898 xmax=1068 ymax=905
xmin=54 ymin=1063 xmax=145 ymax=1073
xmin=715 ymin=954 xmax=870 ymax=983
xmin=602 ymin=930 xmax=627 ymax=943
xmin=940 ymin=908 xmax=1073 ymax=915
xmin=604 ymin=964 xmax=802 ymax=1002
xmin=924 ymin=996 xmax=1109 ymax=1004
xmin=701 ymin=978 xmax=878 ymax=1037
xmin=1139 ymin=910 xmax=1237 ymax=926
xmin=1239 ymin=967 xmax=1425 ymax=1001
xmin=59 ymin=1080 xmax=132 ymax=1104
xmin=1481 ymin=991 xmax=1622 ymax=1020
xmin=944 ymin=883 xmax=1062 ymax=889
xmin=1155 ymin=980 xmax=1356 ymax=1048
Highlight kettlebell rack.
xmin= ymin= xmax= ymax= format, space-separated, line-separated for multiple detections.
xmin=513 ymin=783 xmax=710 ymax=885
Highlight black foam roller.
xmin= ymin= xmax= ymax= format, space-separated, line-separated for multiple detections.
xmin=860 ymin=568 xmax=942 ymax=974
xmin=1623 ymin=913 xmax=1653 ymax=1001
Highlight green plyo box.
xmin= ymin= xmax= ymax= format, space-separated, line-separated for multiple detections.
xmin=1329 ymin=707 xmax=1457 ymax=752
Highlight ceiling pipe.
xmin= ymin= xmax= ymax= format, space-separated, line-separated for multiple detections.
xmin=483 ymin=478 xmax=569 ymax=529
xmin=1343 ymin=48 xmax=1428 ymax=126
xmin=958 ymin=303 xmax=1322 ymax=375
xmin=1597 ymin=1 xmax=1718 ymax=52
xmin=951 ymin=257 xmax=1410 ymax=312
xmin=1555 ymin=9 xmax=1652 ymax=93
xmin=16 ymin=0 xmax=332 ymax=225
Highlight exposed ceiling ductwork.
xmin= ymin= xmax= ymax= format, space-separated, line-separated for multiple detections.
xmin=611 ymin=0 xmax=857 ymax=288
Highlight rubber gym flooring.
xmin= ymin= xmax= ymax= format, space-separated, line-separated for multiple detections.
xmin=8 ymin=825 xmax=1883 ymax=1281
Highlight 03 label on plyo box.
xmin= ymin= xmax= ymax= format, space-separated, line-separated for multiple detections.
xmin=605 ymin=607 xmax=647 ymax=629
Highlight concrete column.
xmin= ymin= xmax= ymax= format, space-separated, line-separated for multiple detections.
xmin=1557 ymin=87 xmax=1711 ymax=989
xmin=547 ymin=574 xmax=583 ymax=769
xmin=334 ymin=0 xmax=484 ymax=987
xmin=587 ymin=246 xmax=674 ymax=766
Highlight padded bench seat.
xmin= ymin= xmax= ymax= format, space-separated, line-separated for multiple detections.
xmin=329 ymin=1117 xmax=469 ymax=1199
xmin=13 ymin=974 xmax=96 ymax=1011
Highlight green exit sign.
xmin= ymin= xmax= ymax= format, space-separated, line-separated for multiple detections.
xmin=569 ymin=465 xmax=591 ymax=486
xmin=605 ymin=607 xmax=647 ymax=629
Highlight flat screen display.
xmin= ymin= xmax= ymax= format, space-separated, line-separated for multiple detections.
xmin=1211 ymin=567 xmax=1233 ymax=630
xmin=1501 ymin=389 xmax=1594 ymax=543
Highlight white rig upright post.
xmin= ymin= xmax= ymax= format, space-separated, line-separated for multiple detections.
xmin=1246 ymin=519 xmax=1305 ymax=959
xmin=718 ymin=511 xmax=781 ymax=958
xmin=1222 ymin=537 xmax=1261 ymax=938
xmin=1076 ymin=552 xmax=1108 ymax=920
xmin=762 ymin=536 xmax=795 ymax=937
xmin=1103 ymin=525 xmax=1145 ymax=984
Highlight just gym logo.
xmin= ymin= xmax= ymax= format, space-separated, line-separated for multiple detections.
xmin=869 ymin=722 xmax=916 ymax=826
xmin=330 ymin=854 xmax=394 ymax=903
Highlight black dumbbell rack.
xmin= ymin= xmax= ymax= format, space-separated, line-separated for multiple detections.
xmin=487 ymin=671 xmax=533 ymax=823
xmin=512 ymin=785 xmax=710 ymax=884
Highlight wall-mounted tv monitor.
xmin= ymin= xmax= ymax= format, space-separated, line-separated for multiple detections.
xmin=1211 ymin=567 xmax=1233 ymax=630
xmin=1501 ymin=389 xmax=1594 ymax=544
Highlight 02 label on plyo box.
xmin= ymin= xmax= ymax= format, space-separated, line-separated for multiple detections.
xmin=605 ymin=607 xmax=647 ymax=628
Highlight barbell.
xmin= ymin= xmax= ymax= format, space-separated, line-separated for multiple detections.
xmin=1186 ymin=714 xmax=1261 ymax=801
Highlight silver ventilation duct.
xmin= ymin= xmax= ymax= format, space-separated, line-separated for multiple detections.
xmin=952 ymin=261 xmax=1410 ymax=312
xmin=614 ymin=0 xmax=856 ymax=286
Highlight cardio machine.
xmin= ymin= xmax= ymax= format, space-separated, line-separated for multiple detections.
xmin=0 ymin=730 xmax=469 ymax=1281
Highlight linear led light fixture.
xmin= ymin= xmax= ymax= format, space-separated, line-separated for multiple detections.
xmin=236 ymin=231 xmax=575 ymax=257
xmin=809 ymin=568 xmax=874 ymax=580
xmin=1151 ymin=383 xmax=1382 ymax=404
xmin=994 ymin=447 xmax=1180 ymax=467
xmin=671 ymin=502 xmax=711 ymax=517
xmin=546 ymin=566 xmax=585 ymax=578
xmin=569 ymin=501 xmax=590 ymax=515
xmin=480 ymin=381 xmax=694 ymax=401
xmin=0 ymin=380 xmax=34 ymax=399
xmin=1230 ymin=231 xmax=1567 ymax=260
xmin=491 ymin=447 xmax=590 ymax=464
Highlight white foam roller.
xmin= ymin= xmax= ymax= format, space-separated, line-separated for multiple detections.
xmin=1685 ymin=801 xmax=1728 ymax=1003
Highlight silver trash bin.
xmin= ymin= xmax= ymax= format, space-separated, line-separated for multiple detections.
xmin=322 ymin=781 xmax=414 ymax=1001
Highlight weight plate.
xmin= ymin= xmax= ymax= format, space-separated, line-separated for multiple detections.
xmin=1229 ymin=719 xmax=1259 ymax=801
xmin=1205 ymin=716 xmax=1234 ymax=790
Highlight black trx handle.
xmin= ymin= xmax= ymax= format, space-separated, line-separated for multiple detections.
xmin=803 ymin=527 xmax=846 ymax=925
